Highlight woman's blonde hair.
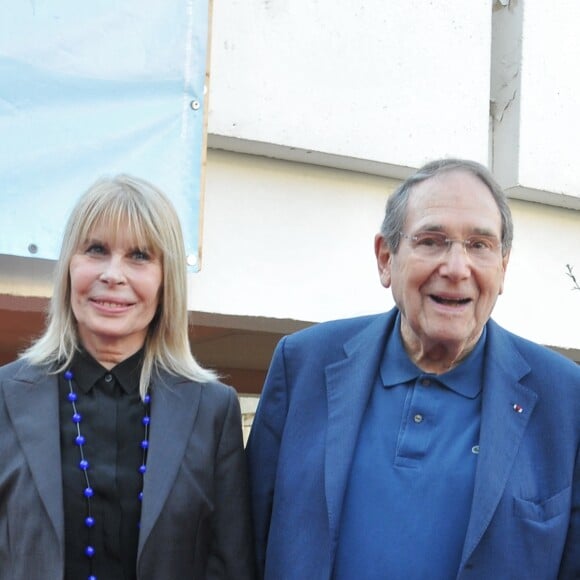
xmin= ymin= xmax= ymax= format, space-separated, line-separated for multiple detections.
xmin=23 ymin=175 xmax=216 ymax=395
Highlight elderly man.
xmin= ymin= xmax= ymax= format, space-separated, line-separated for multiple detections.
xmin=247 ymin=158 xmax=580 ymax=579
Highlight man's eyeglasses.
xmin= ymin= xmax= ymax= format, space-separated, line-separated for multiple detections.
xmin=399 ymin=231 xmax=503 ymax=264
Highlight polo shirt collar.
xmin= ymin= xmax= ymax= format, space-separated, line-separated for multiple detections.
xmin=380 ymin=314 xmax=486 ymax=399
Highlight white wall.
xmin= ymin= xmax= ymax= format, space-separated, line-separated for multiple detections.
xmin=492 ymin=1 xmax=580 ymax=209
xmin=209 ymin=1 xmax=580 ymax=211
xmin=209 ymin=0 xmax=491 ymax=175
xmin=188 ymin=150 xmax=397 ymax=324
xmin=188 ymin=150 xmax=580 ymax=353
xmin=493 ymin=198 xmax=580 ymax=349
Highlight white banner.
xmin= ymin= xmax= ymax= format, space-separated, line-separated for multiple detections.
xmin=0 ymin=0 xmax=209 ymax=269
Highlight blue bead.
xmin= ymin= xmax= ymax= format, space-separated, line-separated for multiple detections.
xmin=72 ymin=412 xmax=82 ymax=423
xmin=142 ymin=416 xmax=150 ymax=426
xmin=89 ymin=576 xmax=97 ymax=580
xmin=138 ymin=491 xmax=143 ymax=501
xmin=67 ymin=392 xmax=78 ymax=402
xmin=144 ymin=394 xmax=151 ymax=404
xmin=84 ymin=486 xmax=94 ymax=498
xmin=85 ymin=516 xmax=95 ymax=528
xmin=79 ymin=459 xmax=89 ymax=470
xmin=140 ymin=440 xmax=149 ymax=449
xmin=64 ymin=370 xmax=73 ymax=380
xmin=139 ymin=464 xmax=147 ymax=474
xmin=75 ymin=435 xmax=86 ymax=446
xmin=85 ymin=545 xmax=95 ymax=558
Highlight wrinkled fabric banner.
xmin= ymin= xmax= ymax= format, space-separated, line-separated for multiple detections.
xmin=0 ymin=0 xmax=208 ymax=269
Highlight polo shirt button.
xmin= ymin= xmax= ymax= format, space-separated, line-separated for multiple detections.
xmin=421 ymin=378 xmax=430 ymax=387
xmin=413 ymin=414 xmax=423 ymax=423
xmin=104 ymin=374 xmax=113 ymax=383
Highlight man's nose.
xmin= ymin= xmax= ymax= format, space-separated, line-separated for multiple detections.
xmin=439 ymin=241 xmax=471 ymax=278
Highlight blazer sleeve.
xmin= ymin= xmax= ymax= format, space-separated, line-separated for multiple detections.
xmin=206 ymin=387 xmax=256 ymax=580
xmin=246 ymin=337 xmax=289 ymax=580
xmin=559 ymin=442 xmax=580 ymax=579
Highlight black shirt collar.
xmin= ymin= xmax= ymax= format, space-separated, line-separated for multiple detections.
xmin=70 ymin=348 xmax=143 ymax=395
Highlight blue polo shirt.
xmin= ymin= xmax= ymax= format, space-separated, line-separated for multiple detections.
xmin=333 ymin=318 xmax=485 ymax=580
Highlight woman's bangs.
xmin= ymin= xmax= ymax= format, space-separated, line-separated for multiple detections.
xmin=82 ymin=196 xmax=161 ymax=256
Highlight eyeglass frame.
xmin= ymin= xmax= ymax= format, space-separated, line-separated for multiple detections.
xmin=398 ymin=231 xmax=505 ymax=262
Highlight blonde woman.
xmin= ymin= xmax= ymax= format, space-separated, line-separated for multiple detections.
xmin=0 ymin=176 xmax=255 ymax=579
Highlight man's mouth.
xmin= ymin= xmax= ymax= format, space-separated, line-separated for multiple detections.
xmin=430 ymin=295 xmax=471 ymax=306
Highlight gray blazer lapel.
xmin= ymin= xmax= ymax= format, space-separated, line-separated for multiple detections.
xmin=137 ymin=372 xmax=202 ymax=555
xmin=3 ymin=364 xmax=64 ymax=549
xmin=324 ymin=313 xmax=395 ymax=555
xmin=459 ymin=322 xmax=537 ymax=570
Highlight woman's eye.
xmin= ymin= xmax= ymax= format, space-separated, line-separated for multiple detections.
xmin=86 ymin=243 xmax=106 ymax=255
xmin=132 ymin=250 xmax=150 ymax=261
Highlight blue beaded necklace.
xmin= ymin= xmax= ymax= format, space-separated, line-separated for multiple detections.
xmin=63 ymin=369 xmax=151 ymax=580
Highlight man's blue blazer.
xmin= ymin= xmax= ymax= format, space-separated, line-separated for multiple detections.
xmin=247 ymin=308 xmax=580 ymax=579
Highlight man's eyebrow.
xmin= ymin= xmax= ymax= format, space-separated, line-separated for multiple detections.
xmin=469 ymin=227 xmax=500 ymax=237
xmin=412 ymin=224 xmax=445 ymax=233
xmin=413 ymin=225 xmax=499 ymax=237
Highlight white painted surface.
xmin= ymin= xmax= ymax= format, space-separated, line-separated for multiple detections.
xmin=493 ymin=199 xmax=580 ymax=349
xmin=492 ymin=1 xmax=580 ymax=209
xmin=0 ymin=256 xmax=54 ymax=297
xmin=188 ymin=151 xmax=396 ymax=323
xmin=518 ymin=2 xmax=580 ymax=198
xmin=209 ymin=1 xmax=580 ymax=209
xmin=209 ymin=0 xmax=491 ymax=169
xmin=190 ymin=151 xmax=579 ymax=351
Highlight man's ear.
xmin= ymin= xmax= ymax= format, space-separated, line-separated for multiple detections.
xmin=374 ymin=234 xmax=392 ymax=288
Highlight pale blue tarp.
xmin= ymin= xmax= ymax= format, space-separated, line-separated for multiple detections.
xmin=0 ymin=0 xmax=208 ymax=269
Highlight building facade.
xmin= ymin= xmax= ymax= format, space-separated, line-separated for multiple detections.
xmin=0 ymin=1 xmax=578 ymax=404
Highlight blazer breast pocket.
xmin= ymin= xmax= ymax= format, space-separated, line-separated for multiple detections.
xmin=513 ymin=486 xmax=571 ymax=522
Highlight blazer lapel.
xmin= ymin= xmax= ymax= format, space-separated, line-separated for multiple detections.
xmin=324 ymin=312 xmax=396 ymax=557
xmin=459 ymin=321 xmax=537 ymax=571
xmin=3 ymin=364 xmax=64 ymax=549
xmin=137 ymin=372 xmax=202 ymax=556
